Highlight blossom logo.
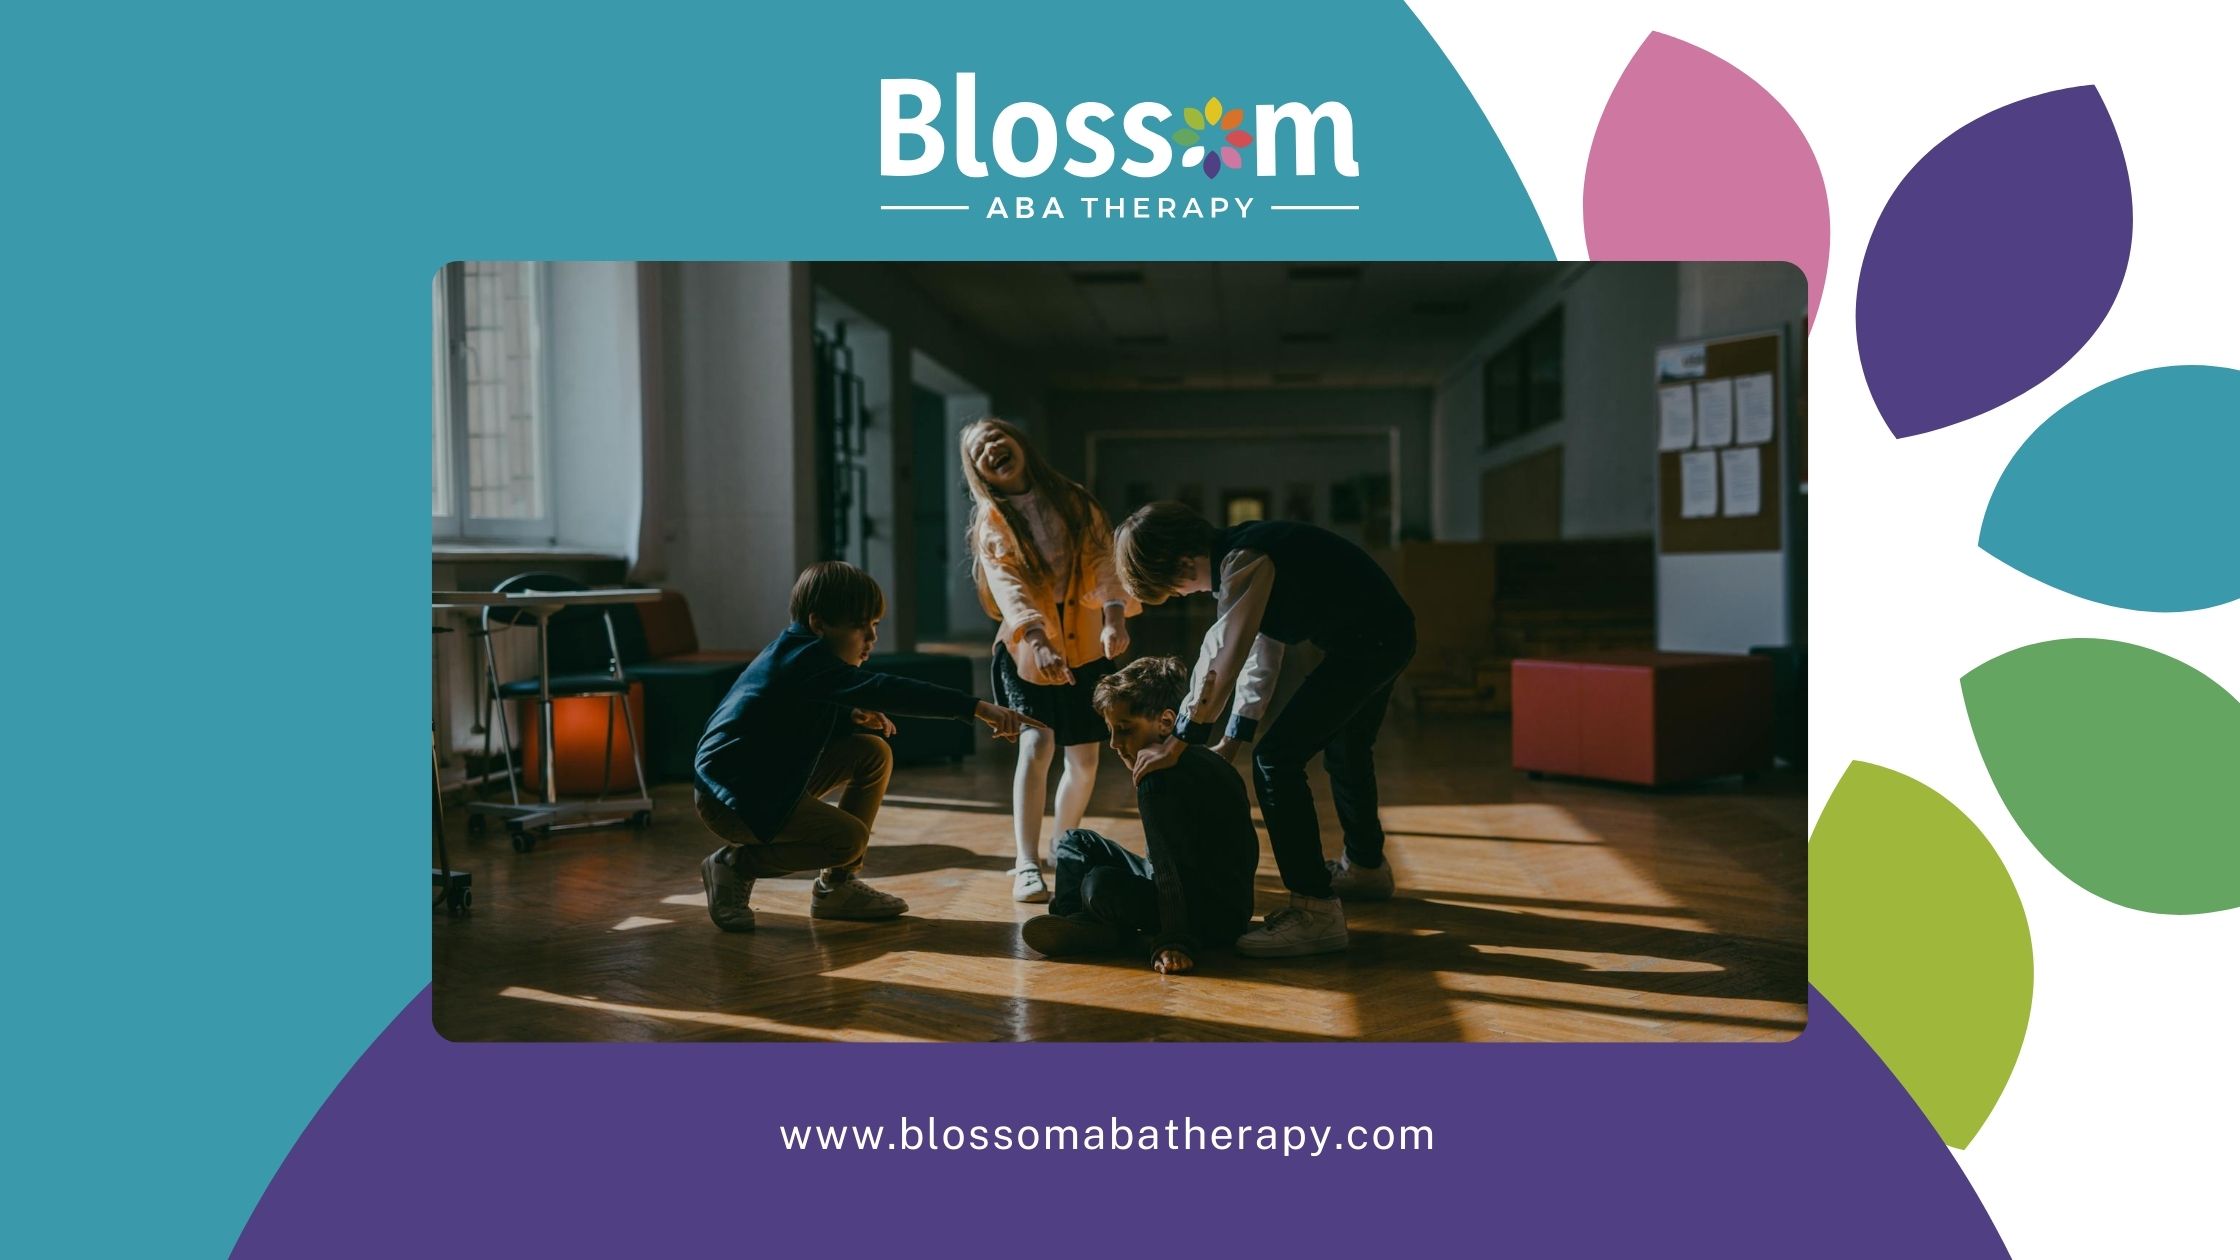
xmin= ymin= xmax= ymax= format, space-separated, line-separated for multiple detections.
xmin=878 ymin=74 xmax=1355 ymax=180
xmin=1174 ymin=95 xmax=1252 ymax=178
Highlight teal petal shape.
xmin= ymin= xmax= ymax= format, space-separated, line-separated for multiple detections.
xmin=1965 ymin=638 xmax=2240 ymax=913
xmin=1981 ymin=365 xmax=2240 ymax=611
xmin=1810 ymin=762 xmax=2032 ymax=1147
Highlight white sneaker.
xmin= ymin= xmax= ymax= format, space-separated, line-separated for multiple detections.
xmin=1327 ymin=855 xmax=1395 ymax=901
xmin=700 ymin=848 xmax=756 ymax=933
xmin=1235 ymin=894 xmax=1349 ymax=957
xmin=810 ymin=876 xmax=908 ymax=920
xmin=1012 ymin=864 xmax=1052 ymax=903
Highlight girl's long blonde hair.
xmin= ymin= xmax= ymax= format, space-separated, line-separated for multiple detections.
xmin=959 ymin=416 xmax=1099 ymax=588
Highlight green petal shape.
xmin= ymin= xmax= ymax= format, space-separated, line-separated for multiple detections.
xmin=1809 ymin=761 xmax=2032 ymax=1148
xmin=1964 ymin=638 xmax=2240 ymax=913
xmin=1172 ymin=127 xmax=1199 ymax=146
xmin=1185 ymin=107 xmax=1206 ymax=130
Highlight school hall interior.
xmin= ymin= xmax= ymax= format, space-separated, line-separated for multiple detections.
xmin=431 ymin=260 xmax=1809 ymax=1042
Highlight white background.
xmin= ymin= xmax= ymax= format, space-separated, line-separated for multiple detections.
xmin=1410 ymin=1 xmax=2239 ymax=1253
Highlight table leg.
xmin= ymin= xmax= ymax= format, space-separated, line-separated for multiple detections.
xmin=537 ymin=612 xmax=558 ymax=805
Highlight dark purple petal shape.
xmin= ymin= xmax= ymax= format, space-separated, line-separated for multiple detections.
xmin=1857 ymin=86 xmax=2131 ymax=438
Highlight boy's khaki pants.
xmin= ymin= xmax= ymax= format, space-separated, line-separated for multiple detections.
xmin=693 ymin=733 xmax=892 ymax=878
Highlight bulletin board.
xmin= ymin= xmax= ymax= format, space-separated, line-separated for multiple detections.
xmin=1653 ymin=330 xmax=1785 ymax=554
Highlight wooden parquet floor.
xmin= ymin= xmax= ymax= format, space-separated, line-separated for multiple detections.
xmin=432 ymin=717 xmax=1806 ymax=1042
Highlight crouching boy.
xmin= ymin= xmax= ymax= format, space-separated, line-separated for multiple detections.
xmin=694 ymin=561 xmax=1043 ymax=932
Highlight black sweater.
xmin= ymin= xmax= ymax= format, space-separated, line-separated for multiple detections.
xmin=695 ymin=623 xmax=979 ymax=841
xmin=1212 ymin=519 xmax=1413 ymax=653
xmin=1137 ymin=746 xmax=1261 ymax=958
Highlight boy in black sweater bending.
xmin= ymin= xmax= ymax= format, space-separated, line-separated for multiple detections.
xmin=1020 ymin=656 xmax=1259 ymax=974
xmin=1113 ymin=504 xmax=1417 ymax=958
xmin=694 ymin=562 xmax=1043 ymax=932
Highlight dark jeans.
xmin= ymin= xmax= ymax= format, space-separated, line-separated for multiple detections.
xmin=1252 ymin=631 xmax=1414 ymax=899
xmin=1050 ymin=829 xmax=1159 ymax=936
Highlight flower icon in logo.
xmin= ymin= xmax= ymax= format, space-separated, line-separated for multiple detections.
xmin=1173 ymin=95 xmax=1252 ymax=178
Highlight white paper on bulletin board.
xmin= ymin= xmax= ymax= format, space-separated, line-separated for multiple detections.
xmin=1658 ymin=384 xmax=1695 ymax=451
xmin=1679 ymin=450 xmax=1719 ymax=518
xmin=1721 ymin=447 xmax=1761 ymax=517
xmin=1695 ymin=378 xmax=1735 ymax=447
xmin=1657 ymin=343 xmax=1706 ymax=381
xmin=1735 ymin=372 xmax=1775 ymax=445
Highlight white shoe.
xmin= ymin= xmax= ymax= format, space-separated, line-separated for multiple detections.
xmin=1011 ymin=864 xmax=1052 ymax=903
xmin=1235 ymin=894 xmax=1349 ymax=957
xmin=700 ymin=848 xmax=756 ymax=933
xmin=1327 ymin=855 xmax=1395 ymax=901
xmin=811 ymin=876 xmax=908 ymax=920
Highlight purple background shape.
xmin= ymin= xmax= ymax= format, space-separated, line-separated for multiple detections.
xmin=1857 ymin=86 xmax=2130 ymax=438
xmin=234 ymin=989 xmax=2006 ymax=1257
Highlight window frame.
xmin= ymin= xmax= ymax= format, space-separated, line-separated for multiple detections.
xmin=1482 ymin=304 xmax=1565 ymax=448
xmin=433 ymin=261 xmax=558 ymax=545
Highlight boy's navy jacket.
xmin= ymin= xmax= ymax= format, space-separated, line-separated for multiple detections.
xmin=695 ymin=622 xmax=978 ymax=841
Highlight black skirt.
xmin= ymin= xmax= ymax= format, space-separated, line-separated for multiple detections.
xmin=991 ymin=647 xmax=1117 ymax=747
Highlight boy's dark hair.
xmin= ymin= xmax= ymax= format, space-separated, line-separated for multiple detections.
xmin=1114 ymin=501 xmax=1217 ymax=604
xmin=790 ymin=561 xmax=885 ymax=628
xmin=1092 ymin=655 xmax=1188 ymax=718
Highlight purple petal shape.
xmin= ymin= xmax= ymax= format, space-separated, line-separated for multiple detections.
xmin=234 ymin=989 xmax=2008 ymax=1257
xmin=1858 ymin=86 xmax=2131 ymax=438
xmin=1203 ymin=151 xmax=1220 ymax=177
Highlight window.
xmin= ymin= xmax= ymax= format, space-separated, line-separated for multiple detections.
xmin=1482 ymin=305 xmax=1564 ymax=446
xmin=1222 ymin=490 xmax=1269 ymax=527
xmin=434 ymin=262 xmax=552 ymax=541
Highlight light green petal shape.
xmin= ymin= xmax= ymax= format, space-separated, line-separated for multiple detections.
xmin=1964 ymin=637 xmax=2240 ymax=914
xmin=1810 ymin=761 xmax=2032 ymax=1148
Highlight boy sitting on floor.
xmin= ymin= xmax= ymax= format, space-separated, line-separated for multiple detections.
xmin=693 ymin=561 xmax=1043 ymax=932
xmin=1021 ymin=656 xmax=1259 ymax=974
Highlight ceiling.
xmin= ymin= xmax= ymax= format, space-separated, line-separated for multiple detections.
xmin=887 ymin=261 xmax=1561 ymax=391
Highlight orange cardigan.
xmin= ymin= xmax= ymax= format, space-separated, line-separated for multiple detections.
xmin=971 ymin=497 xmax=1139 ymax=673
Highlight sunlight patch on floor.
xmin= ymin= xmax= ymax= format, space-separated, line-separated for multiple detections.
xmin=821 ymin=952 xmax=1361 ymax=1039
xmin=498 ymin=986 xmax=925 ymax=1042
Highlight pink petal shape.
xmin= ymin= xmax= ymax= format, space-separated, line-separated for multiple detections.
xmin=1585 ymin=32 xmax=1830 ymax=326
xmin=1221 ymin=145 xmax=1241 ymax=170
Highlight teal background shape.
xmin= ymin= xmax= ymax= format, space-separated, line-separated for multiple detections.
xmin=6 ymin=1 xmax=1548 ymax=1253
xmin=1980 ymin=365 xmax=2240 ymax=612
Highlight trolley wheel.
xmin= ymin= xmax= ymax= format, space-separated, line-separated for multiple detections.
xmin=511 ymin=831 xmax=536 ymax=853
xmin=631 ymin=811 xmax=653 ymax=829
xmin=467 ymin=813 xmax=487 ymax=836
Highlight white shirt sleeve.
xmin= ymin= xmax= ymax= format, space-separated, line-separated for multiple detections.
xmin=1180 ymin=549 xmax=1275 ymax=740
xmin=1230 ymin=635 xmax=1286 ymax=739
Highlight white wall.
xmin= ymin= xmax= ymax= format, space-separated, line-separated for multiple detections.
xmin=1657 ymin=261 xmax=1807 ymax=653
xmin=661 ymin=262 xmax=817 ymax=648
xmin=1430 ymin=262 xmax=1678 ymax=541
xmin=546 ymin=262 xmax=643 ymax=556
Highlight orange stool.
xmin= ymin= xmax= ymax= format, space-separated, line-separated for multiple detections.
xmin=1512 ymin=652 xmax=1773 ymax=786
xmin=517 ymin=682 xmax=648 ymax=798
